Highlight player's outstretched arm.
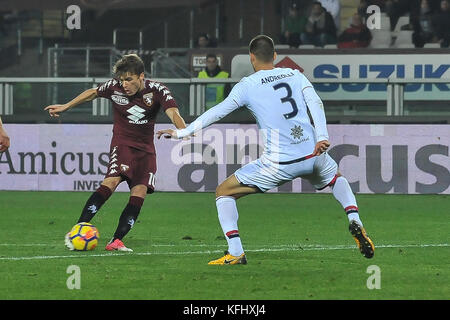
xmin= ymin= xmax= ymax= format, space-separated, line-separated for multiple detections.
xmin=44 ymin=88 xmax=98 ymax=117
xmin=157 ymin=128 xmax=177 ymax=139
xmin=157 ymin=80 xmax=246 ymax=140
xmin=0 ymin=116 xmax=10 ymax=152
xmin=158 ymin=107 xmax=190 ymax=140
xmin=157 ymin=96 xmax=240 ymax=140
xmin=165 ymin=107 xmax=187 ymax=130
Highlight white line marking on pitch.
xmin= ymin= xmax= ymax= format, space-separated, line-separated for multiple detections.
xmin=0 ymin=243 xmax=448 ymax=261
xmin=2 ymin=243 xmax=448 ymax=248
xmin=0 ymin=244 xmax=48 ymax=246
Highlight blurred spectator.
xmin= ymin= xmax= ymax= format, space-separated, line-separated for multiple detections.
xmin=385 ymin=0 xmax=416 ymax=30
xmin=300 ymin=1 xmax=337 ymax=47
xmin=196 ymin=33 xmax=217 ymax=48
xmin=337 ymin=13 xmax=372 ymax=48
xmin=197 ymin=53 xmax=230 ymax=109
xmin=280 ymin=3 xmax=307 ymax=48
xmin=0 ymin=14 xmax=6 ymax=36
xmin=417 ymin=0 xmax=446 ymax=11
xmin=318 ymin=0 xmax=341 ymax=31
xmin=430 ymin=0 xmax=445 ymax=10
xmin=433 ymin=0 xmax=450 ymax=47
xmin=0 ymin=10 xmax=19 ymax=38
xmin=412 ymin=0 xmax=438 ymax=47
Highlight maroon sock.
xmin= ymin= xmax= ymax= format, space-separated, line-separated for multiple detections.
xmin=113 ymin=196 xmax=144 ymax=241
xmin=77 ymin=185 xmax=113 ymax=223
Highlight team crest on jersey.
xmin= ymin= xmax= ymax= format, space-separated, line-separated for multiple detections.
xmin=290 ymin=125 xmax=310 ymax=144
xmin=290 ymin=125 xmax=304 ymax=140
xmin=143 ymin=93 xmax=154 ymax=107
xmin=120 ymin=164 xmax=130 ymax=172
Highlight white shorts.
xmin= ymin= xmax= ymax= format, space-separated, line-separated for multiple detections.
xmin=234 ymin=152 xmax=338 ymax=192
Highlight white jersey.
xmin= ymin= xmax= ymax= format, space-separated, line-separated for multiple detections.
xmin=177 ymin=67 xmax=329 ymax=163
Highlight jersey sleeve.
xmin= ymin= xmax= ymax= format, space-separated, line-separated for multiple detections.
xmin=96 ymin=79 xmax=118 ymax=99
xmin=300 ymin=73 xmax=329 ymax=142
xmin=155 ymin=85 xmax=178 ymax=111
xmin=175 ymin=80 xmax=247 ymax=138
xmin=225 ymin=79 xmax=248 ymax=107
xmin=298 ymin=70 xmax=315 ymax=92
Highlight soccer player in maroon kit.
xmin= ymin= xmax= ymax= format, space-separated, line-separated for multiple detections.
xmin=45 ymin=54 xmax=187 ymax=251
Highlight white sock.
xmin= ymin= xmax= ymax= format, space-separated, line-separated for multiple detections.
xmin=216 ymin=196 xmax=244 ymax=256
xmin=331 ymin=176 xmax=363 ymax=227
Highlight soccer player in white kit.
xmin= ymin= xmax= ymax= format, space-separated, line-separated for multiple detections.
xmin=157 ymin=35 xmax=374 ymax=264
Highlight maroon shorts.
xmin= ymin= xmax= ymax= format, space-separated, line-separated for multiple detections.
xmin=105 ymin=144 xmax=157 ymax=194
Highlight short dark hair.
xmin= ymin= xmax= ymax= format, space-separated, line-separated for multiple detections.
xmin=113 ymin=54 xmax=145 ymax=77
xmin=249 ymin=35 xmax=275 ymax=63
xmin=206 ymin=53 xmax=217 ymax=60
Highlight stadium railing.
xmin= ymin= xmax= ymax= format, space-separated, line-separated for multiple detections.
xmin=47 ymin=46 xmax=124 ymax=77
xmin=0 ymin=77 xmax=449 ymax=123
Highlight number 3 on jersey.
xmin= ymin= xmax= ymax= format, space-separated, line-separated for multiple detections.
xmin=273 ymin=83 xmax=298 ymax=120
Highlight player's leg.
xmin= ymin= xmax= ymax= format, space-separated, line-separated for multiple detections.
xmin=322 ymin=161 xmax=373 ymax=252
xmin=216 ymin=174 xmax=260 ymax=199
xmin=305 ymin=153 xmax=362 ymax=224
xmin=65 ymin=176 xmax=121 ymax=250
xmin=77 ymin=177 xmax=121 ymax=223
xmin=66 ymin=144 xmax=127 ymax=250
xmin=328 ymin=173 xmax=363 ymax=226
xmin=106 ymin=149 xmax=155 ymax=252
xmin=209 ymin=156 xmax=287 ymax=265
xmin=306 ymin=153 xmax=374 ymax=258
xmin=208 ymin=174 xmax=259 ymax=265
xmin=329 ymin=174 xmax=374 ymax=258
xmin=77 ymin=144 xmax=125 ymax=223
xmin=107 ymin=184 xmax=146 ymax=250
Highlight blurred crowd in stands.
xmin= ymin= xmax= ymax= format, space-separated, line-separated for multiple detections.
xmin=280 ymin=0 xmax=450 ymax=48
xmin=3 ymin=0 xmax=449 ymax=51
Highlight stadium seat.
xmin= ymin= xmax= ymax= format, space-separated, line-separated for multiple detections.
xmin=274 ymin=44 xmax=290 ymax=49
xmin=380 ymin=15 xmax=391 ymax=31
xmin=298 ymin=44 xmax=316 ymax=49
xmin=393 ymin=15 xmax=410 ymax=36
xmin=369 ymin=30 xmax=392 ymax=48
xmin=395 ymin=43 xmax=415 ymax=48
xmin=393 ymin=30 xmax=413 ymax=48
xmin=323 ymin=44 xmax=338 ymax=49
xmin=424 ymin=43 xmax=441 ymax=48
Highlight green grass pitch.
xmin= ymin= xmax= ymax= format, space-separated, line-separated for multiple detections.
xmin=0 ymin=191 xmax=448 ymax=300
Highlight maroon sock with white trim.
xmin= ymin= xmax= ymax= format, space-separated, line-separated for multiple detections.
xmin=216 ymin=196 xmax=244 ymax=256
xmin=331 ymin=176 xmax=363 ymax=227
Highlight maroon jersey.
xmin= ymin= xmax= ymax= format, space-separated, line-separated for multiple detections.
xmin=96 ymin=79 xmax=178 ymax=153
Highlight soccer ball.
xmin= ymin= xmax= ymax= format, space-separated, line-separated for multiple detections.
xmin=68 ymin=222 xmax=100 ymax=251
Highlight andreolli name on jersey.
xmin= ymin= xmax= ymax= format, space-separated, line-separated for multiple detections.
xmin=260 ymin=71 xmax=294 ymax=84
